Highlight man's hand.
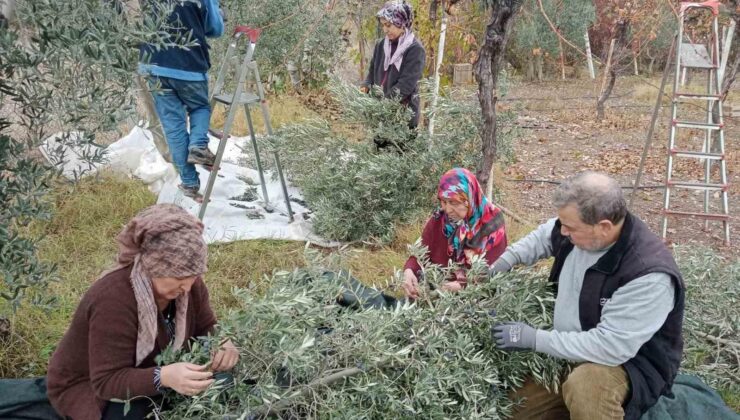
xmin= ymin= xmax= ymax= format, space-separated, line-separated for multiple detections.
xmin=359 ymin=86 xmax=369 ymax=94
xmin=211 ymin=339 xmax=239 ymax=372
xmin=160 ymin=362 xmax=213 ymax=396
xmin=401 ymin=269 xmax=419 ymax=300
xmin=491 ymin=322 xmax=537 ymax=352
xmin=440 ymin=281 xmax=463 ymax=293
xmin=489 ymin=258 xmax=513 ymax=278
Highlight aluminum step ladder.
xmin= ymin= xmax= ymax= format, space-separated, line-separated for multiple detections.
xmin=199 ymin=26 xmax=294 ymax=222
xmin=662 ymin=0 xmax=731 ymax=245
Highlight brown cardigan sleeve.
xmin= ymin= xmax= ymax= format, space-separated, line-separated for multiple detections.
xmin=87 ymin=287 xmax=159 ymax=400
xmin=193 ymin=276 xmax=217 ymax=337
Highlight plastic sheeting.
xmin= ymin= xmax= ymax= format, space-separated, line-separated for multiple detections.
xmin=40 ymin=126 xmax=335 ymax=246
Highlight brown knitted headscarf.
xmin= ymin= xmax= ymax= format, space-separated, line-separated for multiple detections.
xmin=116 ymin=203 xmax=208 ymax=278
xmin=114 ymin=204 xmax=208 ymax=366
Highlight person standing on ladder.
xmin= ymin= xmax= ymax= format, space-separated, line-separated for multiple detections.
xmin=139 ymin=0 xmax=225 ymax=201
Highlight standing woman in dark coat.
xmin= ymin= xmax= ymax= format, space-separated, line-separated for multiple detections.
xmin=361 ymin=1 xmax=426 ymax=135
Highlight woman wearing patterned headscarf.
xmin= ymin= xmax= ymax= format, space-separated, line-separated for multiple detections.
xmin=402 ymin=168 xmax=508 ymax=299
xmin=360 ymin=1 xmax=425 ymax=139
xmin=47 ymin=204 xmax=239 ymax=420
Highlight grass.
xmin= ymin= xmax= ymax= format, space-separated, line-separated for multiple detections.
xmin=0 ymin=174 xmax=157 ymax=377
xmin=0 ymin=173 xmax=425 ymax=377
xmin=210 ymin=94 xmax=319 ymax=136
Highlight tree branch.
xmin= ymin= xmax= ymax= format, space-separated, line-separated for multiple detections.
xmin=695 ymin=331 xmax=740 ymax=350
xmin=535 ymin=0 xmax=603 ymax=65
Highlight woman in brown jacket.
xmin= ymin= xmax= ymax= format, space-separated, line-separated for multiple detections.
xmin=47 ymin=204 xmax=238 ymax=420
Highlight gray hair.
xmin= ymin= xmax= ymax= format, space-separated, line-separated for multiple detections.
xmin=552 ymin=171 xmax=627 ymax=225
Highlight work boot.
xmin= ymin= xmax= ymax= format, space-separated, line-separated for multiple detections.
xmin=178 ymin=183 xmax=203 ymax=203
xmin=187 ymin=147 xmax=216 ymax=167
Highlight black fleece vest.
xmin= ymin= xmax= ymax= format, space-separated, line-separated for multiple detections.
xmin=548 ymin=213 xmax=685 ymax=420
xmin=139 ymin=0 xmax=212 ymax=74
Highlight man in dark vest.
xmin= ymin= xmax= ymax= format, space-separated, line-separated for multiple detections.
xmin=139 ymin=0 xmax=224 ymax=201
xmin=489 ymin=171 xmax=684 ymax=420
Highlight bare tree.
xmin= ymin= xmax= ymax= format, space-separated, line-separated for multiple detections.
xmin=595 ymin=19 xmax=629 ymax=121
xmin=474 ymin=0 xmax=523 ymax=192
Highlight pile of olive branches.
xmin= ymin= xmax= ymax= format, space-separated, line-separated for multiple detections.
xmin=676 ymin=247 xmax=739 ymax=395
xmin=158 ymin=244 xmax=566 ymax=419
xmin=158 ymin=245 xmax=739 ymax=418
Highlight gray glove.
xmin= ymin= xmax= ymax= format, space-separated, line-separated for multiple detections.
xmin=491 ymin=322 xmax=537 ymax=351
xmin=489 ymin=258 xmax=512 ymax=277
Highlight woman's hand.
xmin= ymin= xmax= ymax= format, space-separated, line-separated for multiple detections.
xmin=160 ymin=362 xmax=213 ymax=396
xmin=401 ymin=269 xmax=419 ymax=300
xmin=359 ymin=86 xmax=369 ymax=94
xmin=440 ymin=281 xmax=463 ymax=293
xmin=210 ymin=339 xmax=239 ymax=372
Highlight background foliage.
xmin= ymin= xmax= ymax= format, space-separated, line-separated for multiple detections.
xmin=269 ymin=79 xmax=518 ymax=243
xmin=509 ymin=0 xmax=595 ymax=79
xmin=217 ymin=0 xmax=347 ymax=90
xmin=0 ymin=0 xmax=180 ymax=313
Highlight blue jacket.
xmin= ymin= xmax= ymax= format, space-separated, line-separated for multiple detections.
xmin=138 ymin=0 xmax=224 ymax=81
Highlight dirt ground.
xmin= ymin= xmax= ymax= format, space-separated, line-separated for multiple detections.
xmin=499 ymin=75 xmax=739 ymax=259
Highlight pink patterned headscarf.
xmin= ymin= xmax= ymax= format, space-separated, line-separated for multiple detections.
xmin=437 ymin=168 xmax=506 ymax=266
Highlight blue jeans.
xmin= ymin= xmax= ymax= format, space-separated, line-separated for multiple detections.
xmin=148 ymin=76 xmax=211 ymax=188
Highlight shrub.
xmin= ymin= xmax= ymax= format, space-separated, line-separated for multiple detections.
xmin=0 ymin=0 xmax=191 ymax=313
xmin=268 ymin=80 xmax=518 ymax=243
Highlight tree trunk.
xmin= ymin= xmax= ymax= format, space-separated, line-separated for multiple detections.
xmin=584 ymin=31 xmax=595 ymax=79
xmin=720 ymin=11 xmax=740 ymax=98
xmin=526 ymin=56 xmax=535 ymax=81
xmin=536 ymin=53 xmax=543 ymax=81
xmin=595 ymin=20 xmax=629 ymax=122
xmin=596 ymin=66 xmax=617 ymax=121
xmin=356 ymin=7 xmax=366 ymax=80
xmin=633 ymin=52 xmax=639 ymax=76
xmin=559 ymin=37 xmax=566 ymax=80
xmin=474 ymin=0 xmax=522 ymax=193
xmin=1 ymin=0 xmax=16 ymax=23
xmin=708 ymin=13 xmax=740 ymax=153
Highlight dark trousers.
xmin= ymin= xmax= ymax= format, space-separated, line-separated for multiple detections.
xmin=102 ymin=396 xmax=163 ymax=420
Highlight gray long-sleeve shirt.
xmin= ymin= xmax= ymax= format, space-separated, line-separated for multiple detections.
xmin=497 ymin=218 xmax=675 ymax=366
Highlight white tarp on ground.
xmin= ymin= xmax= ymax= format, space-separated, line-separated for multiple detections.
xmin=40 ymin=126 xmax=334 ymax=245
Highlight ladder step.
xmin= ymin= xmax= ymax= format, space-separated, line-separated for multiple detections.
xmin=666 ymin=181 xmax=728 ymax=191
xmin=670 ymin=149 xmax=725 ymax=160
xmin=214 ymin=92 xmax=261 ymax=105
xmin=673 ymin=120 xmax=723 ymax=130
xmin=679 ymin=43 xmax=715 ymax=69
xmin=675 ymin=93 xmax=721 ymax=101
xmin=662 ymin=210 xmax=730 ymax=221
